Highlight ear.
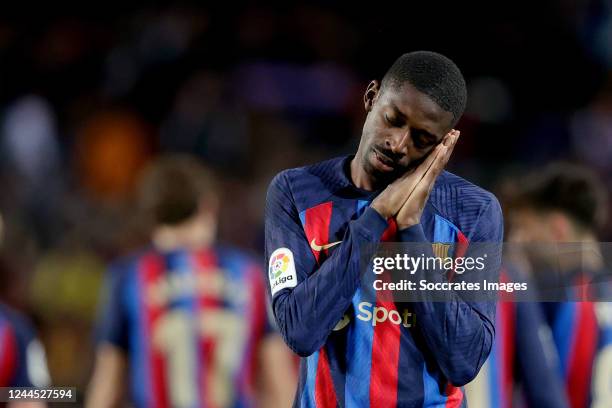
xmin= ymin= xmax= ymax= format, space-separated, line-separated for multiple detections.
xmin=364 ymin=80 xmax=380 ymax=113
xmin=548 ymin=211 xmax=572 ymax=241
xmin=198 ymin=195 xmax=220 ymax=216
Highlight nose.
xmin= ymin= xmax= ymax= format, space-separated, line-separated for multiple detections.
xmin=385 ymin=129 xmax=411 ymax=155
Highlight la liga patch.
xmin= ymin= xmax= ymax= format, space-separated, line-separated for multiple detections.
xmin=269 ymin=247 xmax=297 ymax=295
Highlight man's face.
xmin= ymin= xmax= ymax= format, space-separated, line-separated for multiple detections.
xmin=508 ymin=207 xmax=566 ymax=271
xmin=357 ymin=81 xmax=454 ymax=186
xmin=509 ymin=208 xmax=556 ymax=243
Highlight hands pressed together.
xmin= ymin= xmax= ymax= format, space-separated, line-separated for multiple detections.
xmin=370 ymin=130 xmax=460 ymax=230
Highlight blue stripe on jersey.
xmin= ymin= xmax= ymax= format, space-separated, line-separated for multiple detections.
xmin=222 ymin=249 xmax=244 ymax=283
xmin=295 ymin=359 xmax=308 ymax=407
xmin=422 ymin=363 xmax=448 ymax=407
xmin=301 ymin=351 xmax=320 ymax=408
xmin=553 ymin=303 xmax=576 ymax=378
xmin=601 ymin=315 xmax=612 ymax=346
xmin=128 ymin=261 xmax=150 ymax=406
xmin=488 ymin=339 xmax=501 ymax=407
xmin=221 ymin=250 xmax=252 ymax=408
xmin=420 ymin=214 xmax=462 ymax=407
xmin=345 ymin=289 xmax=373 ymax=408
xmin=356 ymin=200 xmax=369 ymax=216
xmin=299 ymin=211 xmax=306 ymax=229
xmin=433 ymin=214 xmax=459 ymax=243
xmin=396 ymin=330 xmax=426 ymax=406
xmin=342 ymin=199 xmax=374 ymax=408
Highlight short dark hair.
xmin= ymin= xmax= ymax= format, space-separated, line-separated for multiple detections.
xmin=381 ymin=51 xmax=467 ymax=126
xmin=513 ymin=163 xmax=608 ymax=231
xmin=138 ymin=155 xmax=217 ymax=226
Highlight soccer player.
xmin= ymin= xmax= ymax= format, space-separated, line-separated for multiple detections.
xmin=0 ymin=212 xmax=50 ymax=408
xmin=265 ymin=51 xmax=504 ymax=406
xmin=0 ymin=302 xmax=51 ymax=408
xmin=87 ymin=155 xmax=296 ymax=408
xmin=508 ymin=163 xmax=611 ymax=408
xmin=465 ymin=264 xmax=570 ymax=408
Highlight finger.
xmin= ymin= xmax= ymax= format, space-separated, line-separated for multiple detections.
xmin=435 ymin=130 xmax=459 ymax=170
xmin=390 ymin=131 xmax=455 ymax=214
xmin=419 ymin=131 xmax=456 ymax=181
xmin=430 ymin=130 xmax=456 ymax=168
xmin=394 ymin=131 xmax=451 ymax=190
xmin=400 ymin=145 xmax=444 ymax=198
xmin=386 ymin=148 xmax=437 ymax=203
xmin=418 ymin=130 xmax=459 ymax=188
xmin=440 ymin=130 xmax=460 ymax=167
xmin=396 ymin=131 xmax=459 ymax=218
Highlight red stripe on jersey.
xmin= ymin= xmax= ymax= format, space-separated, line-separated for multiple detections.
xmin=446 ymin=229 xmax=469 ymax=407
xmin=456 ymin=230 xmax=468 ymax=250
xmin=369 ymin=292 xmax=400 ymax=407
xmin=566 ymin=300 xmax=598 ymax=408
xmin=315 ymin=348 xmax=337 ymax=408
xmin=499 ymin=271 xmax=516 ymax=408
xmin=380 ymin=218 xmax=397 ymax=242
xmin=303 ymin=201 xmax=338 ymax=406
xmin=304 ymin=202 xmax=334 ymax=263
xmin=448 ymin=230 xmax=469 ymax=282
xmin=194 ymin=249 xmax=221 ymax=408
xmin=370 ymin=221 xmax=400 ymax=408
xmin=444 ymin=382 xmax=464 ymax=408
xmin=0 ymin=325 xmax=17 ymax=386
xmin=140 ymin=254 xmax=169 ymax=408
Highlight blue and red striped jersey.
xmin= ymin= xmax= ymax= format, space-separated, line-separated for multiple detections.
xmin=0 ymin=303 xmax=48 ymax=387
xmin=264 ymin=155 xmax=504 ymax=407
xmin=97 ymin=245 xmax=272 ymax=408
xmin=466 ymin=266 xmax=569 ymax=408
xmin=541 ymin=273 xmax=612 ymax=408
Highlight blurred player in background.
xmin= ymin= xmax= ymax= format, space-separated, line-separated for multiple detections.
xmin=265 ymin=51 xmax=503 ymax=406
xmin=0 ymin=214 xmax=51 ymax=408
xmin=465 ymin=263 xmax=569 ymax=408
xmin=508 ymin=163 xmax=611 ymax=408
xmin=87 ymin=155 xmax=295 ymax=408
xmin=0 ymin=304 xmax=51 ymax=408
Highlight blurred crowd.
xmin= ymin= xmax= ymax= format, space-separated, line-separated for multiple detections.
xmin=0 ymin=0 xmax=611 ymax=401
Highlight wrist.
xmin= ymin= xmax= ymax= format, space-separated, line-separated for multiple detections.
xmin=397 ymin=222 xmax=428 ymax=243
xmin=396 ymin=217 xmax=420 ymax=230
xmin=370 ymin=202 xmax=390 ymax=219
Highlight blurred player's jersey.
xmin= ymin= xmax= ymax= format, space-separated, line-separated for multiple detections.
xmin=0 ymin=303 xmax=50 ymax=387
xmin=265 ymin=156 xmax=503 ymax=407
xmin=97 ymin=246 xmax=272 ymax=408
xmin=541 ymin=273 xmax=612 ymax=408
xmin=466 ymin=266 xmax=569 ymax=408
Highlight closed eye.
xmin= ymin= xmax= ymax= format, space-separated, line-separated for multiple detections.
xmin=384 ymin=113 xmax=403 ymax=128
xmin=412 ymin=130 xmax=436 ymax=149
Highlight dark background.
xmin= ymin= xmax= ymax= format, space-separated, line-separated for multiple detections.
xmin=0 ymin=0 xmax=610 ymax=393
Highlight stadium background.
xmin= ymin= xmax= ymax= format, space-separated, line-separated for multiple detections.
xmin=0 ymin=1 xmax=610 ymax=402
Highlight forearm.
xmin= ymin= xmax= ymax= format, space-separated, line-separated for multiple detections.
xmin=399 ymin=224 xmax=497 ymax=385
xmin=273 ymin=208 xmax=388 ymax=356
xmin=256 ymin=335 xmax=297 ymax=408
xmin=516 ymin=302 xmax=569 ymax=408
xmin=85 ymin=344 xmax=127 ymax=408
xmin=414 ymin=299 xmax=494 ymax=385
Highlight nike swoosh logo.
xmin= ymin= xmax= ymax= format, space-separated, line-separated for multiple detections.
xmin=310 ymin=239 xmax=342 ymax=252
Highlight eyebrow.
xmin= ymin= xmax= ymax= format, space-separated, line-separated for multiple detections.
xmin=390 ymin=103 xmax=407 ymax=120
xmin=415 ymin=128 xmax=437 ymax=141
xmin=389 ymin=102 xmax=439 ymax=140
